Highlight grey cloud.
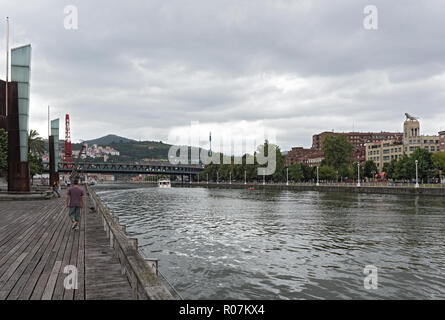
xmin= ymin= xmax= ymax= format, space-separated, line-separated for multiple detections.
xmin=1 ymin=0 xmax=445 ymax=152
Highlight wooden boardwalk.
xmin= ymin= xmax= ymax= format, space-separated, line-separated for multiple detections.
xmin=0 ymin=189 xmax=133 ymax=300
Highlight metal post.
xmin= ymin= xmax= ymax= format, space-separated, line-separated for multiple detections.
xmin=415 ymin=160 xmax=419 ymax=188
xmin=48 ymin=106 xmax=50 ymax=138
xmin=244 ymin=170 xmax=246 ymax=185
xmin=286 ymin=167 xmax=289 ymax=186
xmin=189 ymin=173 xmax=191 ymax=184
xmin=263 ymin=174 xmax=265 ymax=185
xmin=217 ymin=172 xmax=219 ymax=184
xmin=357 ymin=163 xmax=361 ymax=187
xmin=229 ymin=171 xmax=231 ymax=185
xmin=316 ymin=166 xmax=319 ymax=186
xmin=207 ymin=173 xmax=208 ymax=184
xmin=5 ymin=17 xmax=9 ymax=117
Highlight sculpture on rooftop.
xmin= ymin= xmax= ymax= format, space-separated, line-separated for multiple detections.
xmin=405 ymin=113 xmax=419 ymax=121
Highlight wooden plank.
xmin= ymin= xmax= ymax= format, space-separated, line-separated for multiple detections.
xmin=19 ymin=197 xmax=72 ymax=300
xmin=0 ymin=187 xmax=136 ymax=300
xmin=84 ymin=195 xmax=133 ymax=300
xmin=41 ymin=261 xmax=62 ymax=300
xmin=6 ymin=201 xmax=69 ymax=300
xmin=0 ymin=232 xmax=49 ymax=299
xmin=51 ymin=207 xmax=77 ymax=300
xmin=0 ymin=203 xmax=60 ymax=297
xmin=0 ymin=202 xmax=57 ymax=269
xmin=63 ymin=207 xmax=81 ymax=300
xmin=0 ymin=252 xmax=28 ymax=288
xmin=74 ymin=205 xmax=86 ymax=300
xmin=28 ymin=213 xmax=72 ymax=300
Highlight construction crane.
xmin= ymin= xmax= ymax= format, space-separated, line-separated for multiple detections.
xmin=63 ymin=114 xmax=74 ymax=163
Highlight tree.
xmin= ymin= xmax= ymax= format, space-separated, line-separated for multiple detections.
xmin=28 ymin=129 xmax=45 ymax=155
xmin=301 ymin=164 xmax=315 ymax=181
xmin=351 ymin=162 xmax=364 ymax=181
xmin=364 ymin=160 xmax=378 ymax=178
xmin=383 ymin=160 xmax=397 ymax=179
xmin=393 ymin=154 xmax=414 ymax=180
xmin=411 ymin=148 xmax=435 ymax=181
xmin=432 ymin=152 xmax=445 ymax=172
xmin=339 ymin=165 xmax=353 ymax=181
xmin=322 ymin=135 xmax=354 ymax=170
xmin=0 ymin=129 xmax=7 ymax=176
xmin=288 ymin=162 xmax=303 ymax=182
xmin=319 ymin=165 xmax=337 ymax=181
xmin=29 ymin=153 xmax=43 ymax=185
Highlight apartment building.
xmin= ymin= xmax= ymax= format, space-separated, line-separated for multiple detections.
xmin=365 ymin=115 xmax=441 ymax=170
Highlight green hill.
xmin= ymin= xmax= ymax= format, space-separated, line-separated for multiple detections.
xmin=85 ymin=134 xmax=136 ymax=145
xmin=68 ymin=134 xmax=209 ymax=163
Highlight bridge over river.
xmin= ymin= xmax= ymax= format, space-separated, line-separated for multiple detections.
xmin=43 ymin=162 xmax=204 ymax=176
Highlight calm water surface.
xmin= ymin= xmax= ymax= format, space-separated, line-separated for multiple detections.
xmin=95 ymin=184 xmax=445 ymax=299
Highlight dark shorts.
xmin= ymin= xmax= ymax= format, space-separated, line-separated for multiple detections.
xmin=69 ymin=207 xmax=81 ymax=222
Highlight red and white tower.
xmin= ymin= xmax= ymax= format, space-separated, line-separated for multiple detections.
xmin=64 ymin=114 xmax=74 ymax=163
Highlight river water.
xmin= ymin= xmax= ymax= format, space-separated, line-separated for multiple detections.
xmin=94 ymin=184 xmax=445 ymax=299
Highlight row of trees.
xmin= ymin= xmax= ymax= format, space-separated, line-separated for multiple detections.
xmin=199 ymin=134 xmax=445 ymax=183
xmin=290 ymin=135 xmax=361 ymax=182
xmin=382 ymin=148 xmax=445 ymax=182
xmin=199 ymin=140 xmax=288 ymax=182
xmin=199 ymin=137 xmax=358 ymax=183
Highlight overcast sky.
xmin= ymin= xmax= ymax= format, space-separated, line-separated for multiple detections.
xmin=1 ymin=0 xmax=445 ymax=152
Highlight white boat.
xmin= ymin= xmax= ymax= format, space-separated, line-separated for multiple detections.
xmin=158 ymin=179 xmax=171 ymax=188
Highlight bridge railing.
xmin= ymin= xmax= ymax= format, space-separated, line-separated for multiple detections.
xmin=85 ymin=184 xmax=174 ymax=300
xmin=43 ymin=162 xmax=204 ymax=174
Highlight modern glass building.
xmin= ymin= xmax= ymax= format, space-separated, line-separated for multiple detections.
xmin=11 ymin=44 xmax=32 ymax=162
xmin=51 ymin=119 xmax=60 ymax=172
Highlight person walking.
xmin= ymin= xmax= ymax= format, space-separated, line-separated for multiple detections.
xmin=66 ymin=179 xmax=84 ymax=230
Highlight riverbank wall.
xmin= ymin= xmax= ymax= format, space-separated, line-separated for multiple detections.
xmin=172 ymin=182 xmax=445 ymax=197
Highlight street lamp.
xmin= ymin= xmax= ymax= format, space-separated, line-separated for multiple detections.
xmin=415 ymin=159 xmax=419 ymax=188
xmin=286 ymin=167 xmax=289 ymax=186
xmin=357 ymin=163 xmax=361 ymax=187
xmin=316 ymin=166 xmax=319 ymax=186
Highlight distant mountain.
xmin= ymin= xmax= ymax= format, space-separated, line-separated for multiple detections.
xmin=85 ymin=134 xmax=136 ymax=146
xmin=68 ymin=134 xmax=209 ymax=163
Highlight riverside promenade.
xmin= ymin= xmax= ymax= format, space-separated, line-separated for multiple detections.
xmin=175 ymin=182 xmax=445 ymax=197
xmin=0 ymin=187 xmax=173 ymax=300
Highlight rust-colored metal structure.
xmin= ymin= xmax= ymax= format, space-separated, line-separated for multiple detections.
xmin=48 ymin=135 xmax=59 ymax=187
xmin=0 ymin=79 xmax=30 ymax=192
xmin=63 ymin=114 xmax=73 ymax=163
